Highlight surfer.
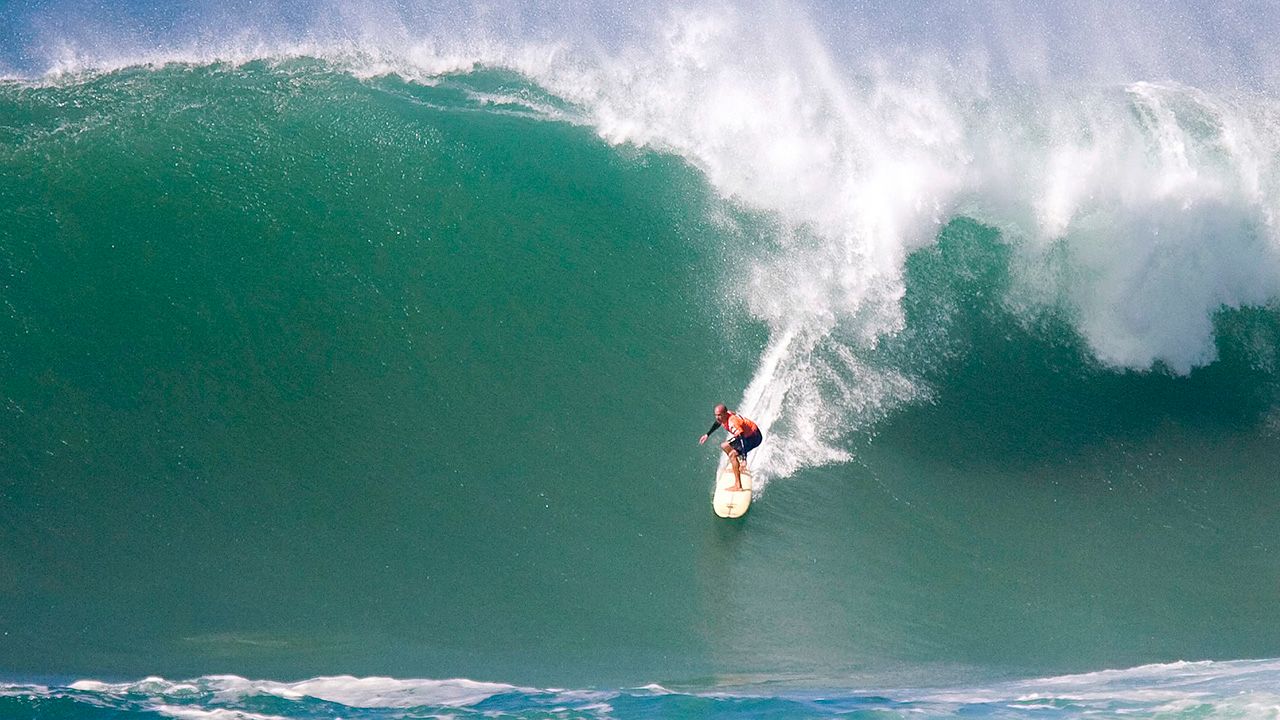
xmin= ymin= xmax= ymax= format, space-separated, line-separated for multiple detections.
xmin=699 ymin=404 xmax=763 ymax=492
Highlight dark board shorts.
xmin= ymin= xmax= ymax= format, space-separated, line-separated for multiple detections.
xmin=730 ymin=430 xmax=763 ymax=457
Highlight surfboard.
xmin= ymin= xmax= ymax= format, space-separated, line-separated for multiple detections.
xmin=713 ymin=461 xmax=753 ymax=518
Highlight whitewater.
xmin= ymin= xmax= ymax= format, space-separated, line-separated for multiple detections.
xmin=6 ymin=660 xmax=1280 ymax=718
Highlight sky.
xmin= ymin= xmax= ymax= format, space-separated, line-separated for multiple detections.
xmin=3 ymin=0 xmax=1278 ymax=89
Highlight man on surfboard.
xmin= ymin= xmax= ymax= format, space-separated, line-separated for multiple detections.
xmin=699 ymin=404 xmax=763 ymax=492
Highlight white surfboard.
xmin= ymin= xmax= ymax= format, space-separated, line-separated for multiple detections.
xmin=713 ymin=461 xmax=753 ymax=518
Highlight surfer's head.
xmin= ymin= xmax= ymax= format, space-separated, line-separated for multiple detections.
xmin=714 ymin=404 xmax=728 ymax=421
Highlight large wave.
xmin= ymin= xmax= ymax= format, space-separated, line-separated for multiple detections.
xmin=8 ymin=1 xmax=1280 ymax=488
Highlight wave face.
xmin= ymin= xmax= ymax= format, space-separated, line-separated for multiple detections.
xmin=5 ymin=0 xmax=1280 ymax=693
xmin=5 ymin=660 xmax=1280 ymax=719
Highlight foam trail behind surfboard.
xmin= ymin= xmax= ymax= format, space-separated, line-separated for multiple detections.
xmin=729 ymin=320 xmax=919 ymax=494
xmin=727 ymin=325 xmax=824 ymax=494
xmin=732 ymin=325 xmax=796 ymax=467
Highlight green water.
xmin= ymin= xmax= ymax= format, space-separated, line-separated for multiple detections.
xmin=3 ymin=61 xmax=1280 ymax=688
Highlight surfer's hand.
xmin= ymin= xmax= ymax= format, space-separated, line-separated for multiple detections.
xmin=699 ymin=434 xmax=707 ymax=445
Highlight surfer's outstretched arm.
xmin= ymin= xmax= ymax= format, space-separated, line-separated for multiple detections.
xmin=699 ymin=421 xmax=721 ymax=445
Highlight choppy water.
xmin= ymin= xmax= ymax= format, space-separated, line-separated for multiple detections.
xmin=6 ymin=660 xmax=1280 ymax=719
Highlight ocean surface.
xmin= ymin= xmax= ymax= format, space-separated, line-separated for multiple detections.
xmin=4 ymin=1 xmax=1280 ymax=717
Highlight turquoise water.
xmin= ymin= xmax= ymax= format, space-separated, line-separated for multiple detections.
xmin=5 ymin=3 xmax=1280 ymax=716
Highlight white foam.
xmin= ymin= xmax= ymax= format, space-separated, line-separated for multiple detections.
xmin=70 ymin=676 xmax=200 ymax=696
xmin=67 ymin=674 xmax=527 ymax=708
xmin=983 ymin=82 xmax=1280 ymax=374
xmin=916 ymin=658 xmax=1280 ymax=706
xmin=154 ymin=706 xmax=291 ymax=720
xmin=0 ymin=682 xmax=49 ymax=697
xmin=212 ymin=675 xmax=525 ymax=707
